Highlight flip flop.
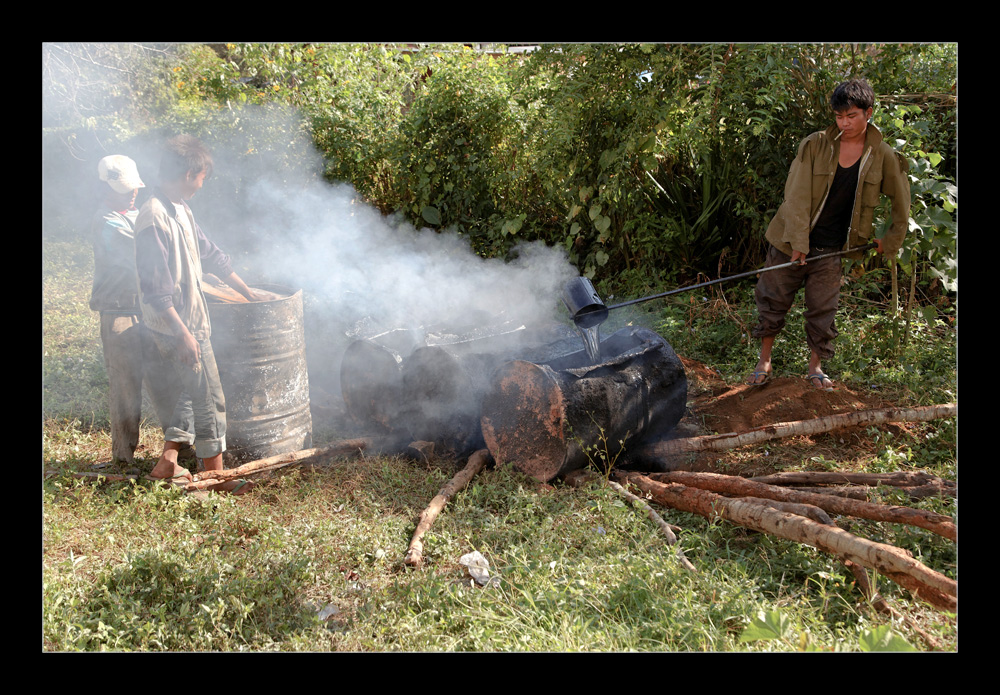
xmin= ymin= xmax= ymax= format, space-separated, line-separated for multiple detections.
xmin=206 ymin=478 xmax=256 ymax=496
xmin=147 ymin=472 xmax=193 ymax=488
xmin=745 ymin=370 xmax=770 ymax=387
xmin=807 ymin=372 xmax=835 ymax=392
xmin=228 ymin=479 xmax=255 ymax=496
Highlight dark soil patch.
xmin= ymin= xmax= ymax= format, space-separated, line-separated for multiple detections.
xmin=668 ymin=356 xmax=905 ymax=476
xmin=680 ymin=356 xmax=894 ymax=434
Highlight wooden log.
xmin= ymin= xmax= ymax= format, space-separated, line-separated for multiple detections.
xmin=189 ymin=438 xmax=371 ymax=488
xmin=748 ymin=471 xmax=956 ymax=501
xmin=481 ymin=327 xmax=687 ymax=482
xmin=55 ymin=439 xmax=370 ymax=493
xmin=618 ymin=472 xmax=957 ymax=612
xmin=404 ymin=449 xmax=492 ymax=569
xmin=647 ymin=471 xmax=956 ymax=542
xmin=772 ymin=486 xmax=871 ymax=500
xmin=636 ymin=404 xmax=957 ymax=458
xmin=739 ymin=497 xmax=835 ymax=525
xmin=606 ymin=479 xmax=697 ymax=572
xmin=748 ymin=470 xmax=952 ymax=488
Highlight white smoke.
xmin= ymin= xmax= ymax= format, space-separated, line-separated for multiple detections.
xmin=44 ymin=44 xmax=589 ymax=446
xmin=241 ymin=174 xmax=578 ymax=335
xmin=205 ymin=102 xmax=580 ymax=343
xmin=220 ymin=116 xmax=583 ymax=426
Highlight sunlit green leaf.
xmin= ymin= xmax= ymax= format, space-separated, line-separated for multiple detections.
xmin=859 ymin=626 xmax=917 ymax=652
xmin=739 ymin=611 xmax=793 ymax=642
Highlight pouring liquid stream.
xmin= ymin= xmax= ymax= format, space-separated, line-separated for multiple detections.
xmin=578 ymin=323 xmax=602 ymax=364
xmin=562 ymin=277 xmax=608 ymax=365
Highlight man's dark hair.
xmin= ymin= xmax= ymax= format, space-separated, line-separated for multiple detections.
xmin=830 ymin=78 xmax=875 ymax=112
xmin=160 ymin=134 xmax=214 ymax=182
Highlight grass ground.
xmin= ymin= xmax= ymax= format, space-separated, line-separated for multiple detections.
xmin=42 ymin=237 xmax=957 ymax=652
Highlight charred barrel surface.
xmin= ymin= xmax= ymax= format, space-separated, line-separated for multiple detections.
xmin=340 ymin=315 xmax=555 ymax=453
xmin=340 ymin=337 xmax=408 ymax=434
xmin=398 ymin=346 xmax=496 ymax=454
xmin=208 ymin=285 xmax=313 ymax=464
xmin=481 ymin=327 xmax=687 ymax=482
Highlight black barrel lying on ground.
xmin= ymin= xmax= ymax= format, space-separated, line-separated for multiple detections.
xmin=340 ymin=315 xmax=574 ymax=456
xmin=339 ymin=327 xmax=415 ymax=437
xmin=480 ymin=326 xmax=688 ymax=482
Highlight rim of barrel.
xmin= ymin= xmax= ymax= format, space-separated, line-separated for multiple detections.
xmin=256 ymin=284 xmax=302 ymax=302
xmin=206 ymin=283 xmax=302 ymax=307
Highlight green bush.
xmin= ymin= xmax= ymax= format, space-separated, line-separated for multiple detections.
xmin=44 ymin=42 xmax=957 ymax=307
xmin=392 ymin=48 xmax=523 ymax=246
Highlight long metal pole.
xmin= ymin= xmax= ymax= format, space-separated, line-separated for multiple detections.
xmin=605 ymin=243 xmax=876 ymax=312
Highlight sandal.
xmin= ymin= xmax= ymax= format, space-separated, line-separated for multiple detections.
xmin=807 ymin=372 xmax=835 ymax=392
xmin=147 ymin=471 xmax=193 ymax=488
xmin=228 ymin=480 xmax=255 ymax=496
xmin=745 ymin=370 xmax=771 ymax=387
xmin=206 ymin=478 xmax=256 ymax=496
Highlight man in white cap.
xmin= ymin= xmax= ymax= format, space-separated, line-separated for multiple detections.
xmin=90 ymin=155 xmax=175 ymax=466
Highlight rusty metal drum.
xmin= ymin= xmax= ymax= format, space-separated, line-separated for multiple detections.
xmin=208 ymin=285 xmax=313 ymax=463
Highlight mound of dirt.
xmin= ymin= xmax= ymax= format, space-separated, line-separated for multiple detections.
xmin=662 ymin=356 xmax=907 ymax=475
xmin=679 ymin=356 xmax=894 ymax=436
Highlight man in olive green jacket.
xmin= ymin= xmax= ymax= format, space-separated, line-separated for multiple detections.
xmin=747 ymin=78 xmax=910 ymax=391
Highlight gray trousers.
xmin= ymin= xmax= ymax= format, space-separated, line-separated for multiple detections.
xmin=99 ymin=313 xmax=177 ymax=464
xmin=152 ymin=333 xmax=228 ymax=459
xmin=752 ymin=245 xmax=843 ymax=360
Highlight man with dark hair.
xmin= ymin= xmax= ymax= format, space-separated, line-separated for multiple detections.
xmin=89 ymin=155 xmax=176 ymax=465
xmin=746 ymin=78 xmax=911 ymax=390
xmin=135 ymin=135 xmax=259 ymax=493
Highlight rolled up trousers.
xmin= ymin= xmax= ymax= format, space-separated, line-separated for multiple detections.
xmin=752 ymin=244 xmax=843 ymax=360
xmin=151 ymin=332 xmax=228 ymax=459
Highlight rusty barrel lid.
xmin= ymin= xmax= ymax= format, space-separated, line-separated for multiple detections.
xmin=480 ymin=360 xmax=570 ymax=482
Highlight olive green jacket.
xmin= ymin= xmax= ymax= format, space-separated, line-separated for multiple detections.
xmin=764 ymin=123 xmax=911 ymax=258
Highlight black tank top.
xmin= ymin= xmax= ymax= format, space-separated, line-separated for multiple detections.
xmin=810 ymin=157 xmax=860 ymax=249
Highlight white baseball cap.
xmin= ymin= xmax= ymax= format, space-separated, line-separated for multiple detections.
xmin=97 ymin=155 xmax=145 ymax=194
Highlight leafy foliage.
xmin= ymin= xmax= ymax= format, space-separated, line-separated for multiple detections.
xmin=872 ymin=103 xmax=958 ymax=296
xmin=738 ymin=609 xmax=916 ymax=652
xmin=43 ymin=42 xmax=957 ymax=307
xmin=392 ymin=47 xmax=529 ymax=250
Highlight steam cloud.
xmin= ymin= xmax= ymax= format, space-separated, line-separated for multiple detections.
xmin=43 ymin=46 xmax=588 ymax=445
xmin=178 ymin=104 xmax=582 ymax=359
xmin=240 ymin=173 xmax=578 ymax=336
xmin=43 ymin=46 xmax=582 ymax=349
